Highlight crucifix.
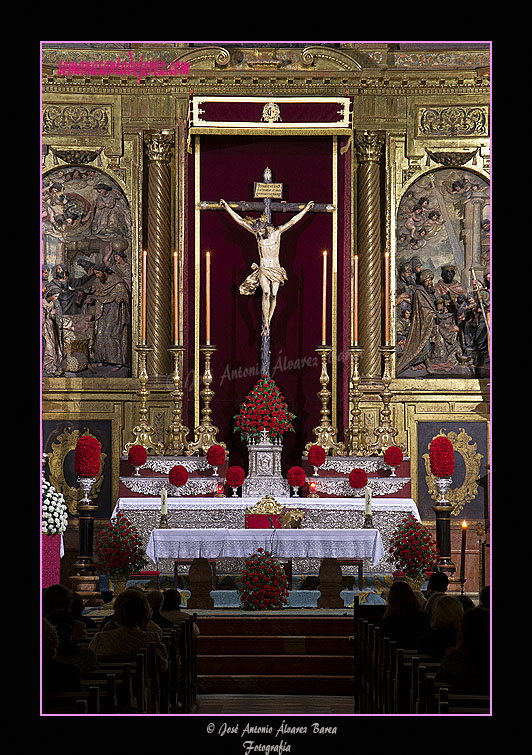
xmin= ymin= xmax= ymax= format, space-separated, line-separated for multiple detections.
xmin=200 ymin=167 xmax=334 ymax=376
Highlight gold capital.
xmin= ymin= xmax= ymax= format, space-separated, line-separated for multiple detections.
xmin=144 ymin=130 xmax=174 ymax=163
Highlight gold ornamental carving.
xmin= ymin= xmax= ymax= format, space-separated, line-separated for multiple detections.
xmin=422 ymin=428 xmax=484 ymax=516
xmin=417 ymin=106 xmax=489 ymax=138
xmin=247 ymin=495 xmax=283 ymax=515
xmin=42 ymin=104 xmax=111 ymax=135
xmin=47 ymin=428 xmax=107 ymax=515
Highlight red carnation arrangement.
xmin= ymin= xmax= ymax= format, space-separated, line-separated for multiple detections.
xmin=234 ymin=376 xmax=296 ymax=443
xmin=75 ymin=435 xmax=101 ymax=478
xmin=226 ymin=466 xmax=246 ymax=489
xmin=287 ymin=466 xmax=306 ymax=488
xmin=169 ymin=465 xmax=189 ymax=488
xmin=239 ymin=548 xmax=289 ymax=611
xmin=429 ymin=435 xmax=455 ymax=478
xmin=94 ymin=511 xmax=147 ymax=579
xmin=349 ymin=468 xmax=368 ymax=490
xmin=206 ymin=444 xmax=226 ymax=467
xmin=128 ymin=445 xmax=147 ymax=468
xmin=384 ymin=445 xmax=403 ymax=468
xmin=389 ymin=514 xmax=440 ymax=578
xmin=307 ymin=445 xmax=326 ymax=468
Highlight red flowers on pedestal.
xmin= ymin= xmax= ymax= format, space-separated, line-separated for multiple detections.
xmin=226 ymin=466 xmax=246 ymax=489
xmin=206 ymin=444 xmax=226 ymax=467
xmin=384 ymin=445 xmax=403 ymax=468
xmin=287 ymin=466 xmax=306 ymax=489
xmin=94 ymin=511 xmax=147 ymax=579
xmin=239 ymin=548 xmax=289 ymax=611
xmin=429 ymin=435 xmax=455 ymax=478
xmin=389 ymin=514 xmax=439 ymax=578
xmin=349 ymin=468 xmax=368 ymax=490
xmin=169 ymin=465 xmax=189 ymax=488
xmin=128 ymin=444 xmax=147 ymax=469
xmin=307 ymin=444 xmax=326 ymax=468
xmin=234 ymin=376 xmax=296 ymax=443
xmin=75 ymin=435 xmax=101 ymax=477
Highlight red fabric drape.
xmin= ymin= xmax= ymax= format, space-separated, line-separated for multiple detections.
xmin=184 ymin=135 xmax=349 ymax=470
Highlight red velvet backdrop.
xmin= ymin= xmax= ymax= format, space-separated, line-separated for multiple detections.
xmin=184 ymin=135 xmax=350 ymax=473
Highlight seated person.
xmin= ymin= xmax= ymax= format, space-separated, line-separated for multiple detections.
xmin=146 ymin=589 xmax=174 ymax=630
xmin=379 ymin=580 xmax=430 ymax=649
xmin=434 ymin=607 xmax=490 ymax=693
xmin=160 ymin=588 xmax=200 ymax=637
xmin=417 ymin=594 xmax=464 ymax=661
xmin=42 ymin=618 xmax=83 ymax=696
xmin=47 ymin=609 xmax=100 ymax=674
xmin=88 ymin=589 xmax=168 ymax=670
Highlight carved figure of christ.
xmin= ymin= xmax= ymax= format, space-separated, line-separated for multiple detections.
xmin=219 ymin=197 xmax=314 ymax=335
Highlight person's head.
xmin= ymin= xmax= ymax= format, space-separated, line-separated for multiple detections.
xmin=146 ymin=590 xmax=164 ymax=613
xmin=479 ymin=585 xmax=490 ymax=609
xmin=46 ymin=609 xmax=76 ymax=644
xmin=43 ymin=584 xmax=73 ymax=616
xmin=161 ymin=588 xmax=182 ymax=611
xmin=113 ymin=589 xmax=151 ymax=628
xmin=385 ymin=580 xmax=421 ymax=616
xmin=428 ymin=571 xmax=449 ymax=593
xmin=430 ymin=595 xmax=464 ymax=631
xmin=455 ymin=606 xmax=490 ymax=654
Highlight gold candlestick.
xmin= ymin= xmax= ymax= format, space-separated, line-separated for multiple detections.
xmin=345 ymin=345 xmax=370 ymax=456
xmin=186 ymin=345 xmax=227 ymax=456
xmin=123 ymin=344 xmax=164 ymax=455
xmin=305 ymin=346 xmax=345 ymax=456
xmin=368 ymin=345 xmax=403 ymax=455
xmin=164 ymin=345 xmax=190 ymax=455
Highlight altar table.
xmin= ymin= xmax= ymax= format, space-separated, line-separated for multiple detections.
xmin=114 ymin=497 xmax=418 ymax=575
xmin=146 ymin=527 xmax=384 ymax=608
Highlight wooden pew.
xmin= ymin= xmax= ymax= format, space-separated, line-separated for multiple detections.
xmin=42 ymin=686 xmax=100 ymax=714
xmin=437 ymin=686 xmax=491 ymax=714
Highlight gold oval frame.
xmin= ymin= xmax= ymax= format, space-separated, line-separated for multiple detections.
xmin=422 ymin=428 xmax=484 ymax=517
xmin=47 ymin=427 xmax=107 ymax=515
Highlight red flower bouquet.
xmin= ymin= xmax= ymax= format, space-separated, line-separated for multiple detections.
xmin=206 ymin=444 xmax=226 ymax=467
xmin=349 ymin=468 xmax=368 ymax=490
xmin=287 ymin=466 xmax=306 ymax=488
xmin=75 ymin=435 xmax=101 ymax=478
xmin=384 ymin=445 xmax=403 ymax=468
xmin=94 ymin=511 xmax=147 ymax=579
xmin=226 ymin=466 xmax=246 ymax=489
xmin=234 ymin=376 xmax=296 ymax=443
xmin=169 ymin=465 xmax=189 ymax=488
xmin=389 ymin=514 xmax=439 ymax=578
xmin=429 ymin=435 xmax=455 ymax=478
xmin=307 ymin=444 xmax=326 ymax=468
xmin=128 ymin=445 xmax=147 ymax=468
xmin=239 ymin=548 xmax=289 ymax=611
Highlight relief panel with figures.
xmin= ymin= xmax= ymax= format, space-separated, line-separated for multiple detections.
xmin=395 ymin=168 xmax=489 ymax=379
xmin=42 ymin=166 xmax=132 ymax=377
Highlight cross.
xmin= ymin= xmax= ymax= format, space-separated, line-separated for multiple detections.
xmin=199 ymin=167 xmax=334 ymax=376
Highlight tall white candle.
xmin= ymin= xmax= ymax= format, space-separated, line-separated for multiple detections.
xmin=364 ymin=486 xmax=372 ymax=516
xmin=161 ymin=486 xmax=168 ymax=516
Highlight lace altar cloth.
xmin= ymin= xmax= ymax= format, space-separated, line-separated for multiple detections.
xmin=146 ymin=527 xmax=384 ymax=565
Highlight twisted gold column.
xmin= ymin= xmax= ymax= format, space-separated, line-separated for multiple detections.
xmin=355 ymin=131 xmax=385 ymax=378
xmin=144 ymin=130 xmax=174 ymax=377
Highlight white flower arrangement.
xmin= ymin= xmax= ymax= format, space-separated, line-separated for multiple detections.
xmin=42 ymin=475 xmax=69 ymax=535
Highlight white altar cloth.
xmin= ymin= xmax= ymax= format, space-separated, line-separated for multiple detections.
xmin=146 ymin=527 xmax=384 ymax=565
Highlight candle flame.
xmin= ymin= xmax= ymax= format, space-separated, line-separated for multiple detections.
xmin=462 ymin=520 xmax=467 ymax=528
